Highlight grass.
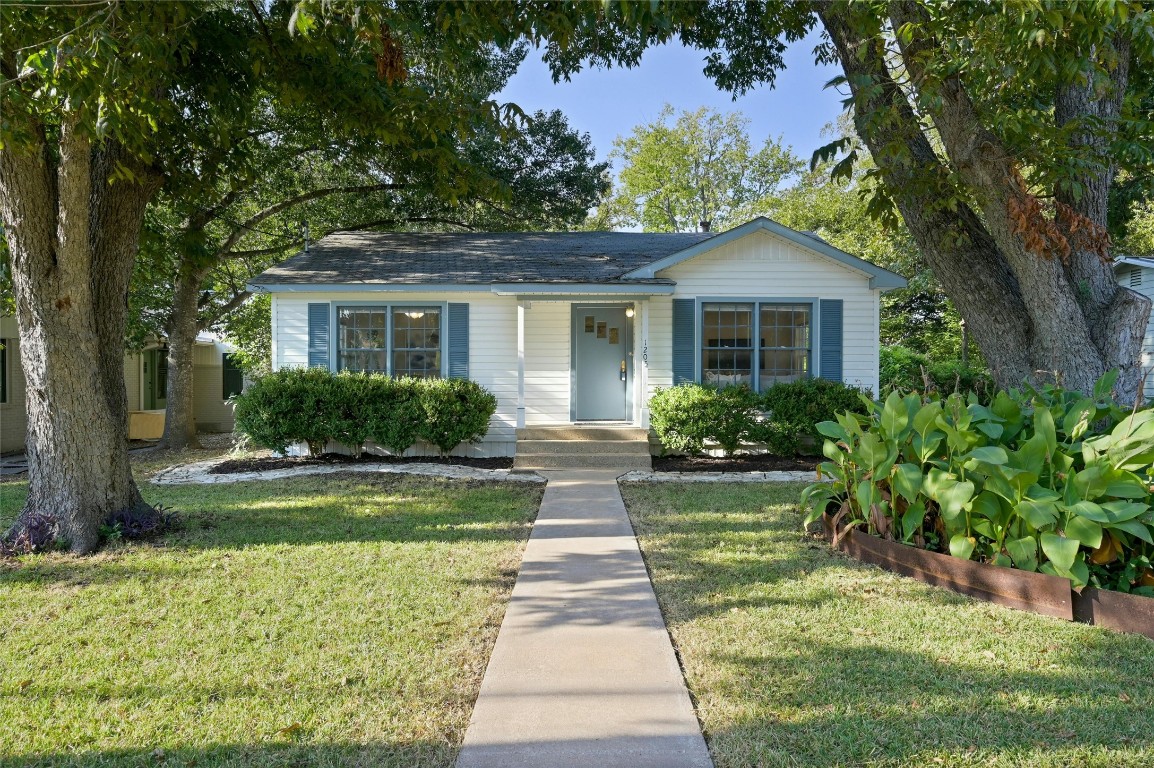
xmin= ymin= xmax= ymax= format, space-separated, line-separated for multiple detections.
xmin=619 ymin=481 xmax=1154 ymax=768
xmin=0 ymin=471 xmax=542 ymax=767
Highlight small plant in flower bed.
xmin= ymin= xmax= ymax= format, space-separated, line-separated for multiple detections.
xmin=801 ymin=372 xmax=1154 ymax=594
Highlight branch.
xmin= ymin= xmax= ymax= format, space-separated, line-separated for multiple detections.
xmin=216 ymin=181 xmax=405 ymax=256
xmin=223 ymin=240 xmax=303 ymax=260
xmin=200 ymin=288 xmax=252 ymax=331
xmin=328 ymin=215 xmax=478 ymax=234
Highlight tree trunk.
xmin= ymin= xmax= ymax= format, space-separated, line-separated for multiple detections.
xmin=819 ymin=3 xmax=1152 ymax=399
xmin=818 ymin=5 xmax=1033 ymax=389
xmin=159 ymin=264 xmax=206 ymax=450
xmin=0 ymin=122 xmax=160 ymax=554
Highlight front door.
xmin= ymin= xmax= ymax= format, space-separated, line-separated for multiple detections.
xmin=573 ymin=306 xmax=630 ymax=421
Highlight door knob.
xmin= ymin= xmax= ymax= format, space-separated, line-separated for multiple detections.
xmin=620 ymin=360 xmax=627 ymax=381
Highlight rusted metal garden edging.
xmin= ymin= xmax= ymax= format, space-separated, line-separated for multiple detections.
xmin=821 ymin=517 xmax=1154 ymax=639
xmin=1072 ymin=587 xmax=1154 ymax=638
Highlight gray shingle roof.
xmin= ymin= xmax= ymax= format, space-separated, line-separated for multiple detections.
xmin=250 ymin=231 xmax=715 ymax=286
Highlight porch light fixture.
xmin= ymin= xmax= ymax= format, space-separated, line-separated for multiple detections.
xmin=625 ymin=307 xmax=635 ymax=318
xmin=405 ymin=310 xmax=425 ymax=319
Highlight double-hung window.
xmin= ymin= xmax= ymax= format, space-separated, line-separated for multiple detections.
xmin=701 ymin=301 xmax=811 ymax=391
xmin=337 ymin=306 xmax=442 ymax=377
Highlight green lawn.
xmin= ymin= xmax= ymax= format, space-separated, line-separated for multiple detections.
xmin=619 ymin=481 xmax=1154 ymax=768
xmin=0 ymin=472 xmax=542 ymax=767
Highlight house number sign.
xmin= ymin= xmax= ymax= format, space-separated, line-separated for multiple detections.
xmin=642 ymin=340 xmax=648 ymax=365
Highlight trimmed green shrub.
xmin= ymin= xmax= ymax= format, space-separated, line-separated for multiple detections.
xmin=417 ymin=378 xmax=499 ymax=454
xmin=364 ymin=376 xmax=424 ymax=455
xmin=649 ymin=384 xmax=759 ymax=456
xmin=233 ymin=367 xmax=335 ymax=455
xmin=233 ymin=369 xmax=497 ymax=456
xmin=326 ymin=371 xmax=376 ymax=455
xmin=758 ymin=378 xmax=871 ymax=456
xmin=880 ymin=345 xmax=994 ymax=402
xmin=802 ymin=372 xmax=1154 ymax=593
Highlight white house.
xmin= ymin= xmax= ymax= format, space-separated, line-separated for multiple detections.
xmin=0 ymin=317 xmax=241 ymax=453
xmin=1115 ymin=256 xmax=1154 ymax=394
xmin=249 ymin=217 xmax=906 ymax=460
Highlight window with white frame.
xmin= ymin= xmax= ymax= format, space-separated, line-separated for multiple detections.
xmin=701 ymin=301 xmax=810 ymax=390
xmin=337 ymin=306 xmax=441 ymax=377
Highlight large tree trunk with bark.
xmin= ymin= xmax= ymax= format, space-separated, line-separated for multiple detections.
xmin=0 ymin=121 xmax=160 ymax=554
xmin=159 ymin=265 xmax=206 ymax=450
xmin=818 ymin=2 xmax=1151 ymax=401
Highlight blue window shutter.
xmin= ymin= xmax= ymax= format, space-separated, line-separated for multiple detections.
xmin=448 ymin=302 xmax=469 ymax=379
xmin=819 ymin=299 xmax=843 ymax=381
xmin=672 ymin=298 xmax=695 ymax=385
xmin=308 ymin=303 xmax=330 ymax=369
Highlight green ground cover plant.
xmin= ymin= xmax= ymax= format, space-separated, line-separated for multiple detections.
xmin=233 ymin=369 xmax=497 ymax=456
xmin=802 ymin=374 xmax=1154 ymax=593
xmin=0 ymin=472 xmax=541 ymax=767
xmin=620 ymin=481 xmax=1154 ymax=768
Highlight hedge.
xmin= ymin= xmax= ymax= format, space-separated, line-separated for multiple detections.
xmin=880 ymin=345 xmax=994 ymax=402
xmin=649 ymin=378 xmax=870 ymax=457
xmin=233 ymin=368 xmax=497 ymax=456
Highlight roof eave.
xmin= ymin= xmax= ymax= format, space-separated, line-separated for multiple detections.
xmin=621 ymin=216 xmax=908 ymax=288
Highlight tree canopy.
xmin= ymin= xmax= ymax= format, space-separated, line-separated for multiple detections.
xmin=601 ymin=104 xmax=801 ymax=233
xmin=0 ymin=0 xmax=603 ymax=551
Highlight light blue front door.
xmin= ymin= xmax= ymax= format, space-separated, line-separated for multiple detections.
xmin=573 ymin=306 xmax=630 ymax=421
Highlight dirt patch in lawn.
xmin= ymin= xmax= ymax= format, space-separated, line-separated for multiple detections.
xmin=209 ymin=453 xmax=514 ymax=474
xmin=651 ymin=454 xmax=819 ymax=473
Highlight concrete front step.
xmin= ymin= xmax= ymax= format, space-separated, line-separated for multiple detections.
xmin=513 ymin=452 xmax=652 ymax=470
xmin=518 ymin=439 xmax=651 ymax=455
xmin=517 ymin=426 xmax=649 ymax=441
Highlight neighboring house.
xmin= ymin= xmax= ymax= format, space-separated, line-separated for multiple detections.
xmin=1115 ymin=256 xmax=1154 ymax=397
xmin=250 ymin=216 xmax=906 ymax=458
xmin=0 ymin=316 xmax=241 ymax=453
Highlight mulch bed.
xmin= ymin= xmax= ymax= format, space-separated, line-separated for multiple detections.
xmin=651 ymin=454 xmax=819 ymax=473
xmin=209 ymin=453 xmax=514 ymax=474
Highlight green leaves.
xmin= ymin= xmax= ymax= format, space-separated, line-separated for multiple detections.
xmin=801 ymin=380 xmax=1154 ymax=592
xmin=1040 ymin=533 xmax=1080 ymax=574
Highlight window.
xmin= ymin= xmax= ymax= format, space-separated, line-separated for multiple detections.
xmin=701 ymin=301 xmax=811 ymax=391
xmin=222 ymin=353 xmax=244 ymax=399
xmin=702 ymin=303 xmax=754 ymax=387
xmin=759 ymin=304 xmax=810 ymax=387
xmin=337 ymin=305 xmax=441 ymax=377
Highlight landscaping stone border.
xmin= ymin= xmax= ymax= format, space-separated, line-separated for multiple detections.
xmin=619 ymin=469 xmax=814 ymax=483
xmin=151 ymin=458 xmax=546 ymax=485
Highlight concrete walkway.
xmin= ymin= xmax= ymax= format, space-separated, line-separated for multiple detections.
xmin=456 ymin=470 xmax=713 ymax=768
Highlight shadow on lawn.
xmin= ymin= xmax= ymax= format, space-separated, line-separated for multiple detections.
xmin=622 ymin=485 xmax=1154 ymax=767
xmin=1 ymin=474 xmax=542 ymax=586
xmin=703 ymin=639 xmax=1153 ymax=767
xmin=0 ymin=740 xmax=460 ymax=768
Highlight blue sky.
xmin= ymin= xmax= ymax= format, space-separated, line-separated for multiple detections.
xmin=495 ymin=29 xmax=846 ymax=172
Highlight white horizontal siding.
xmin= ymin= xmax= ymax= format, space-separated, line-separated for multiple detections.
xmin=524 ymin=301 xmax=571 ymax=424
xmin=1118 ymin=266 xmax=1154 ymax=396
xmin=657 ymin=229 xmax=882 ymax=394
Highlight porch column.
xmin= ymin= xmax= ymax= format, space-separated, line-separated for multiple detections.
xmin=516 ymin=301 xmax=526 ymax=429
xmin=640 ymin=299 xmax=650 ymax=429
